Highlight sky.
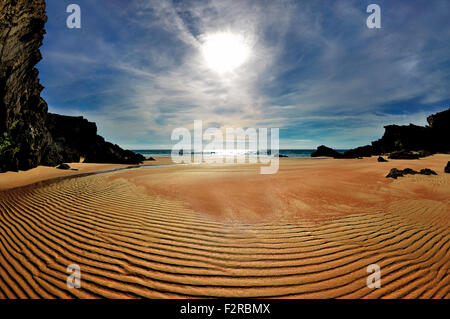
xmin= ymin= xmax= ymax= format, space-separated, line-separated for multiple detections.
xmin=38 ymin=0 xmax=450 ymax=149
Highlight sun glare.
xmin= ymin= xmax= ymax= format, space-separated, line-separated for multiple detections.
xmin=201 ymin=32 xmax=251 ymax=74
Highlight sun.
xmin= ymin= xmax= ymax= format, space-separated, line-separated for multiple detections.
xmin=201 ymin=32 xmax=251 ymax=74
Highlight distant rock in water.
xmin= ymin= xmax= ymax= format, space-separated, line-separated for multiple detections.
xmin=0 ymin=0 xmax=144 ymax=172
xmin=377 ymin=156 xmax=388 ymax=162
xmin=311 ymin=145 xmax=343 ymax=158
xmin=311 ymin=108 xmax=450 ymax=160
xmin=146 ymin=157 xmax=156 ymax=161
xmin=445 ymin=161 xmax=450 ymax=174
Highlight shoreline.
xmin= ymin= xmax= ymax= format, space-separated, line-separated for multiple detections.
xmin=1 ymin=154 xmax=449 ymax=192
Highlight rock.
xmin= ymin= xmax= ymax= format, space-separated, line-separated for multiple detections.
xmin=56 ymin=163 xmax=71 ymax=170
xmin=146 ymin=157 xmax=156 ymax=161
xmin=419 ymin=168 xmax=437 ymax=176
xmin=311 ymin=145 xmax=343 ymax=158
xmin=416 ymin=150 xmax=432 ymax=158
xmin=377 ymin=156 xmax=388 ymax=162
xmin=47 ymin=113 xmax=145 ymax=165
xmin=386 ymin=167 xmax=438 ymax=179
xmin=278 ymin=154 xmax=289 ymax=158
xmin=402 ymin=168 xmax=419 ymax=175
xmin=343 ymin=145 xmax=373 ymax=158
xmin=327 ymin=108 xmax=450 ymax=159
xmin=445 ymin=161 xmax=450 ymax=173
xmin=386 ymin=168 xmax=419 ymax=179
xmin=386 ymin=168 xmax=404 ymax=179
xmin=0 ymin=1 xmax=145 ymax=172
xmin=388 ymin=150 xmax=420 ymax=160
xmin=0 ymin=0 xmax=62 ymax=172
xmin=426 ymin=109 xmax=450 ymax=153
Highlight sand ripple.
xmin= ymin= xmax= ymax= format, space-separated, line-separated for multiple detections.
xmin=0 ymin=172 xmax=449 ymax=299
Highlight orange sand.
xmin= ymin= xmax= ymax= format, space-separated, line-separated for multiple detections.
xmin=0 ymin=157 xmax=173 ymax=191
xmin=0 ymin=155 xmax=449 ymax=298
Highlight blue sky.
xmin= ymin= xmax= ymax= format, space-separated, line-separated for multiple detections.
xmin=38 ymin=0 xmax=450 ymax=149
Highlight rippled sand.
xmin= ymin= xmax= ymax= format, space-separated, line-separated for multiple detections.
xmin=0 ymin=156 xmax=449 ymax=298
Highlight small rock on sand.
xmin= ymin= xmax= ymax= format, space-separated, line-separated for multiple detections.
xmin=56 ymin=163 xmax=71 ymax=170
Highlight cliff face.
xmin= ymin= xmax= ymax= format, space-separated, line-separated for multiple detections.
xmin=369 ymin=108 xmax=450 ymax=155
xmin=312 ymin=108 xmax=450 ymax=158
xmin=0 ymin=0 xmax=61 ymax=171
xmin=0 ymin=0 xmax=144 ymax=172
xmin=47 ymin=113 xmax=145 ymax=165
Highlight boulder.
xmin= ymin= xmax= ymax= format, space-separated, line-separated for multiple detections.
xmin=56 ymin=163 xmax=71 ymax=170
xmin=419 ymin=168 xmax=437 ymax=176
xmin=386 ymin=167 xmax=438 ymax=179
xmin=403 ymin=168 xmax=419 ymax=175
xmin=377 ymin=156 xmax=388 ymax=162
xmin=388 ymin=150 xmax=420 ymax=160
xmin=445 ymin=161 xmax=450 ymax=174
xmin=311 ymin=145 xmax=343 ymax=158
xmin=386 ymin=168 xmax=405 ymax=179
xmin=343 ymin=145 xmax=373 ymax=158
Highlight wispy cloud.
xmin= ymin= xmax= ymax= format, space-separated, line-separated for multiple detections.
xmin=39 ymin=0 xmax=450 ymax=149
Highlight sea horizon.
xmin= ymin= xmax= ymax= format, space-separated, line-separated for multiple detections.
xmin=132 ymin=149 xmax=349 ymax=158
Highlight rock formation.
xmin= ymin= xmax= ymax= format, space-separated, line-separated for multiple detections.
xmin=0 ymin=0 xmax=143 ymax=172
xmin=47 ymin=113 xmax=145 ymax=164
xmin=445 ymin=161 xmax=450 ymax=174
xmin=0 ymin=0 xmax=61 ymax=171
xmin=386 ymin=168 xmax=437 ymax=179
xmin=311 ymin=145 xmax=343 ymax=158
xmin=312 ymin=108 xmax=450 ymax=159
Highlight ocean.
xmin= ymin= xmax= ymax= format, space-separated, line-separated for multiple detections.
xmin=133 ymin=149 xmax=348 ymax=158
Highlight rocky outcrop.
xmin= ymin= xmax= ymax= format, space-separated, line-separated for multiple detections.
xmin=342 ymin=145 xmax=373 ymax=159
xmin=386 ymin=168 xmax=437 ymax=179
xmin=312 ymin=108 xmax=450 ymax=159
xmin=311 ymin=145 xmax=343 ymax=158
xmin=388 ymin=150 xmax=421 ymax=160
xmin=0 ymin=0 xmax=144 ymax=172
xmin=445 ymin=161 xmax=450 ymax=174
xmin=47 ymin=114 xmax=145 ymax=165
xmin=0 ymin=0 xmax=62 ymax=171
xmin=377 ymin=156 xmax=388 ymax=162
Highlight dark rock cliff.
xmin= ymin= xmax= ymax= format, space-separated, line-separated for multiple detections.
xmin=47 ymin=113 xmax=145 ymax=165
xmin=312 ymin=108 xmax=450 ymax=159
xmin=0 ymin=0 xmax=61 ymax=171
xmin=0 ymin=0 xmax=143 ymax=172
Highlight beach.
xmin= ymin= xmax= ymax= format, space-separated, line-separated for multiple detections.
xmin=0 ymin=155 xmax=448 ymax=298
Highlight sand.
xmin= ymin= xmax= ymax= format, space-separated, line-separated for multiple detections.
xmin=0 ymin=157 xmax=173 ymax=191
xmin=0 ymin=155 xmax=449 ymax=298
